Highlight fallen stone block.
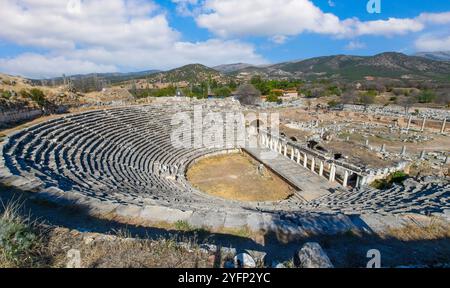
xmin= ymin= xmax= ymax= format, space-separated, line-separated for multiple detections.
xmin=295 ymin=242 xmax=334 ymax=268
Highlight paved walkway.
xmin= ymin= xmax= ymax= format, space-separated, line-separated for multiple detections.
xmin=244 ymin=147 xmax=335 ymax=202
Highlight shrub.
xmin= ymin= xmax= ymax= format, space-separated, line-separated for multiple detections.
xmin=174 ymin=220 xmax=193 ymax=231
xmin=0 ymin=200 xmax=38 ymax=267
xmin=1 ymin=90 xmax=12 ymax=100
xmin=266 ymin=92 xmax=281 ymax=103
xmin=370 ymin=171 xmax=408 ymax=190
xmin=20 ymin=89 xmax=46 ymax=107
xmin=327 ymin=100 xmax=341 ymax=108
xmin=418 ymin=90 xmax=436 ymax=103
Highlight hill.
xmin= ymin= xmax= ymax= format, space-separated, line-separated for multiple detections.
xmin=415 ymin=51 xmax=450 ymax=62
xmin=148 ymin=64 xmax=230 ymax=84
xmin=232 ymin=52 xmax=450 ymax=81
xmin=213 ymin=63 xmax=254 ymax=73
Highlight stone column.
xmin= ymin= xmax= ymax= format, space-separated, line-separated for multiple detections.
xmin=406 ymin=116 xmax=412 ymax=132
xmin=343 ymin=170 xmax=349 ymax=188
xmin=441 ymin=118 xmax=447 ymax=134
xmin=329 ymin=164 xmax=336 ymax=182
xmin=319 ymin=161 xmax=324 ymax=177
xmin=420 ymin=150 xmax=426 ymax=160
xmin=303 ymin=153 xmax=308 ymax=168
xmin=284 ymin=144 xmax=287 ymax=157
xmin=296 ymin=150 xmax=301 ymax=164
xmin=365 ymin=139 xmax=369 ymax=147
xmin=401 ymin=146 xmax=406 ymax=156
xmin=311 ymin=158 xmax=315 ymax=173
xmin=421 ymin=117 xmax=426 ymax=132
xmin=291 ymin=147 xmax=295 ymax=161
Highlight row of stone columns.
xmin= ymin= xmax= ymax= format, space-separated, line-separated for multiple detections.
xmin=404 ymin=116 xmax=447 ymax=134
xmin=260 ymin=133 xmax=354 ymax=188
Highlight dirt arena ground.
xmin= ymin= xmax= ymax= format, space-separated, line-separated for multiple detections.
xmin=187 ymin=152 xmax=294 ymax=202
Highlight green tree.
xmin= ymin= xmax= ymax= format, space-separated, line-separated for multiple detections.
xmin=417 ymin=90 xmax=436 ymax=103
xmin=213 ymin=87 xmax=232 ymax=98
xmin=266 ymin=91 xmax=282 ymax=103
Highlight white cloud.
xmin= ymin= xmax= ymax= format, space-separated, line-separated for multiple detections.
xmin=345 ymin=40 xmax=366 ymax=50
xmin=0 ymin=54 xmax=117 ymax=79
xmin=193 ymin=0 xmax=449 ymax=40
xmin=417 ymin=12 xmax=450 ymax=25
xmin=415 ymin=34 xmax=450 ymax=52
xmin=0 ymin=0 xmax=266 ymax=78
xmin=270 ymin=35 xmax=288 ymax=44
xmin=196 ymin=0 xmax=348 ymax=38
xmin=172 ymin=0 xmax=199 ymax=17
xmin=352 ymin=18 xmax=424 ymax=37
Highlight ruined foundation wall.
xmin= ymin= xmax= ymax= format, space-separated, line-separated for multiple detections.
xmin=0 ymin=108 xmax=43 ymax=126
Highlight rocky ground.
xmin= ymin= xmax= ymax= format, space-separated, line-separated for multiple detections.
xmin=1 ymin=183 xmax=449 ymax=268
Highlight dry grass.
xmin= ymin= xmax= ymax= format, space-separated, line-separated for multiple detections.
xmin=384 ymin=220 xmax=450 ymax=241
xmin=44 ymin=228 xmax=216 ymax=268
xmin=0 ymin=198 xmax=43 ymax=268
xmin=187 ymin=152 xmax=294 ymax=202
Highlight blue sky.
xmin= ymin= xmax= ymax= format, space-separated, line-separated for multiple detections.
xmin=0 ymin=0 xmax=449 ymax=78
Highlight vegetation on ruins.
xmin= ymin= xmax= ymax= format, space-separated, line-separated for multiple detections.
xmin=19 ymin=88 xmax=47 ymax=107
xmin=0 ymin=199 xmax=40 ymax=268
xmin=0 ymin=90 xmax=12 ymax=100
xmin=371 ymin=171 xmax=408 ymax=190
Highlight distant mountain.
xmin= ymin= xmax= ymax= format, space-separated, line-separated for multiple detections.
xmin=231 ymin=52 xmax=450 ymax=81
xmin=415 ymin=51 xmax=450 ymax=62
xmin=213 ymin=63 xmax=254 ymax=73
xmin=148 ymin=64 xmax=229 ymax=83
xmin=29 ymin=70 xmax=161 ymax=88
xmin=21 ymin=52 xmax=450 ymax=88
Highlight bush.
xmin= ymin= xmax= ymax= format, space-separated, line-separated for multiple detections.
xmin=20 ymin=89 xmax=46 ymax=107
xmin=266 ymin=92 xmax=281 ymax=103
xmin=418 ymin=90 xmax=436 ymax=103
xmin=1 ymin=90 xmax=12 ymax=100
xmin=0 ymin=200 xmax=38 ymax=267
xmin=370 ymin=171 xmax=408 ymax=190
xmin=327 ymin=100 xmax=341 ymax=108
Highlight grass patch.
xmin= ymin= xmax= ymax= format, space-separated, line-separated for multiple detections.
xmin=174 ymin=220 xmax=193 ymax=231
xmin=0 ymin=198 xmax=41 ymax=268
xmin=371 ymin=171 xmax=408 ymax=190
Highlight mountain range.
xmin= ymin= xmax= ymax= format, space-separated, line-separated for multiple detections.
xmin=30 ymin=52 xmax=450 ymax=85
xmin=414 ymin=51 xmax=450 ymax=62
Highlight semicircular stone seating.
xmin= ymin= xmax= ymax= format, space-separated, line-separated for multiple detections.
xmin=0 ymin=103 xmax=304 ymax=215
xmin=0 ymin=102 xmax=449 ymax=224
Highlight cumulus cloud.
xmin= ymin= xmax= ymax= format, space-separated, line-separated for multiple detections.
xmin=196 ymin=0 xmax=348 ymax=38
xmin=415 ymin=34 xmax=450 ymax=52
xmin=0 ymin=54 xmax=117 ymax=79
xmin=0 ymin=0 xmax=266 ymax=78
xmin=270 ymin=35 xmax=288 ymax=44
xmin=345 ymin=40 xmax=366 ymax=50
xmin=193 ymin=0 xmax=448 ymax=40
xmin=172 ymin=0 xmax=199 ymax=17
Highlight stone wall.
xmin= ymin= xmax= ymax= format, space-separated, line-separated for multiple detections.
xmin=0 ymin=108 xmax=43 ymax=126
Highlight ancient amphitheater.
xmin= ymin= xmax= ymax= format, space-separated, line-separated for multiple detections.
xmin=0 ymin=99 xmax=449 ymax=236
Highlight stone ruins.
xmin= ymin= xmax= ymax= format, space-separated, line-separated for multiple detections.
xmin=0 ymin=98 xmax=448 ymax=237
